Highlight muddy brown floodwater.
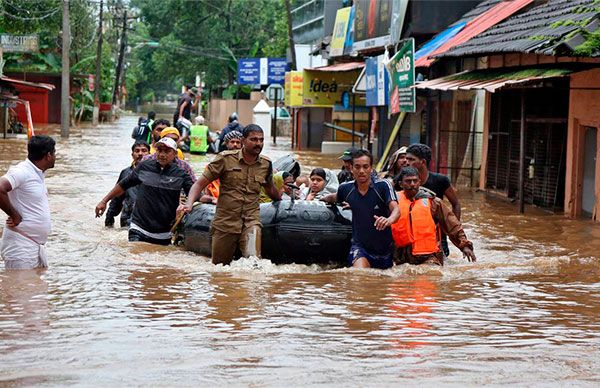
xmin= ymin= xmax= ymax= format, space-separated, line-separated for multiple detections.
xmin=1 ymin=116 xmax=599 ymax=385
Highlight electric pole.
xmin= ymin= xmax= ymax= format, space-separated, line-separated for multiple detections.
xmin=112 ymin=9 xmax=127 ymax=114
xmin=61 ymin=0 xmax=71 ymax=138
xmin=92 ymin=0 xmax=104 ymax=126
xmin=284 ymin=0 xmax=297 ymax=70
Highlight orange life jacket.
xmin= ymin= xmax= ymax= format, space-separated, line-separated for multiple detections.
xmin=391 ymin=191 xmax=440 ymax=255
xmin=206 ymin=180 xmax=220 ymax=198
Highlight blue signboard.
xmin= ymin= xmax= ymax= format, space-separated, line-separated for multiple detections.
xmin=238 ymin=57 xmax=289 ymax=85
xmin=267 ymin=58 xmax=288 ymax=85
xmin=238 ymin=58 xmax=260 ymax=84
xmin=365 ymin=55 xmax=389 ymax=106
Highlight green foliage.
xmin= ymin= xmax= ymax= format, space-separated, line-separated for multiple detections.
xmin=574 ymin=29 xmax=600 ymax=56
xmin=0 ymin=0 xmax=119 ymax=108
xmin=130 ymin=0 xmax=289 ymax=101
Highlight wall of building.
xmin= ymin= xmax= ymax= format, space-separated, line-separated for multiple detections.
xmin=13 ymin=84 xmax=49 ymax=124
xmin=565 ymin=68 xmax=600 ymax=219
xmin=207 ymin=92 xmax=263 ymax=132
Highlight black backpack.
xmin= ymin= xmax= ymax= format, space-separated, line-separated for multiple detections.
xmin=132 ymin=119 xmax=151 ymax=141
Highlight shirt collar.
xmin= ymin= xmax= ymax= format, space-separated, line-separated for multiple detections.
xmin=238 ymin=148 xmax=260 ymax=165
xmin=26 ymin=158 xmax=44 ymax=178
xmin=353 ymin=178 xmax=375 ymax=189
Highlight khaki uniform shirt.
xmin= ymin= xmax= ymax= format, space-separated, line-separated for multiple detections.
xmin=203 ymin=149 xmax=273 ymax=233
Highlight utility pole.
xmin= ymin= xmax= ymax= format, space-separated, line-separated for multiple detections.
xmin=61 ymin=0 xmax=71 ymax=138
xmin=284 ymin=0 xmax=297 ymax=70
xmin=112 ymin=9 xmax=127 ymax=113
xmin=92 ymin=0 xmax=104 ymax=126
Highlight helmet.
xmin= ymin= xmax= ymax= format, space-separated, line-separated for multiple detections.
xmin=228 ymin=112 xmax=239 ymax=123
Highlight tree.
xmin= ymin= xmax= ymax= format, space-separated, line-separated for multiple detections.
xmin=129 ymin=0 xmax=289 ymax=101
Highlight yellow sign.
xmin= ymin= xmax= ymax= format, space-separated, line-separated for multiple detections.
xmin=285 ymin=71 xmax=303 ymax=107
xmin=302 ymin=69 xmax=362 ymax=108
xmin=330 ymin=7 xmax=351 ymax=57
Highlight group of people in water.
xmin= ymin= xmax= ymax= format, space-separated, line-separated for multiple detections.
xmin=0 ymin=109 xmax=475 ymax=271
xmin=93 ymin=111 xmax=476 ymax=270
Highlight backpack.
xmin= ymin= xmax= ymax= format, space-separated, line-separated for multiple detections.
xmin=132 ymin=119 xmax=151 ymax=141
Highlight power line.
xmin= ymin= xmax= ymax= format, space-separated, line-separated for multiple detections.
xmin=0 ymin=8 xmax=60 ymax=21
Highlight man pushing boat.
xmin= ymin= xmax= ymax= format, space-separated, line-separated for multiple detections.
xmin=178 ymin=124 xmax=281 ymax=264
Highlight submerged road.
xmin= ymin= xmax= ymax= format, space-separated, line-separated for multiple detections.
xmin=0 ymin=116 xmax=599 ymax=385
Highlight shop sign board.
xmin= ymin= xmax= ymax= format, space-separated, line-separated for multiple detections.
xmin=0 ymin=34 xmax=38 ymax=53
xmin=302 ymin=69 xmax=363 ymax=108
xmin=386 ymin=38 xmax=415 ymax=114
xmin=365 ymin=55 xmax=389 ymax=106
xmin=284 ymin=71 xmax=303 ymax=107
xmin=330 ymin=7 xmax=352 ymax=57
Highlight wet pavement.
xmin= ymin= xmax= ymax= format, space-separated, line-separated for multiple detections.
xmin=0 ymin=116 xmax=599 ymax=385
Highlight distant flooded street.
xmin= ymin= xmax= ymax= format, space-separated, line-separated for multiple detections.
xmin=1 ymin=116 xmax=599 ymax=385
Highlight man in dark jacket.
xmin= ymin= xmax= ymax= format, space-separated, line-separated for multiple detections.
xmin=105 ymin=140 xmax=150 ymax=228
xmin=95 ymin=138 xmax=194 ymax=245
xmin=218 ymin=113 xmax=244 ymax=152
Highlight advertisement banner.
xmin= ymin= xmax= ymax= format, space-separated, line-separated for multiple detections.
xmin=365 ymin=55 xmax=389 ymax=106
xmin=285 ymin=71 xmax=303 ymax=107
xmin=386 ymin=38 xmax=415 ymax=114
xmin=302 ymin=69 xmax=362 ymax=108
xmin=352 ymin=0 xmax=392 ymax=51
xmin=330 ymin=7 xmax=351 ymax=57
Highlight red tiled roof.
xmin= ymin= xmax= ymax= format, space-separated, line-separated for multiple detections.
xmin=416 ymin=0 xmax=535 ymax=68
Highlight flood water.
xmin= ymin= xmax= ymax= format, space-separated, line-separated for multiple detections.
xmin=1 ymin=116 xmax=599 ymax=385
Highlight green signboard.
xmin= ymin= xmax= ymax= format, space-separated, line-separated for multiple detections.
xmin=386 ymin=38 xmax=415 ymax=114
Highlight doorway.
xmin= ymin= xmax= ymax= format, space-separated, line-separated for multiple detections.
xmin=582 ymin=126 xmax=597 ymax=217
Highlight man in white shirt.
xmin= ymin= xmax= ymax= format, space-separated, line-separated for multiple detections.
xmin=0 ymin=136 xmax=56 ymax=270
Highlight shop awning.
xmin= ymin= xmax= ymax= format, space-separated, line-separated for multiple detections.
xmin=415 ymin=0 xmax=534 ymax=68
xmin=309 ymin=61 xmax=365 ymax=72
xmin=413 ymin=68 xmax=573 ymax=93
xmin=0 ymin=76 xmax=55 ymax=91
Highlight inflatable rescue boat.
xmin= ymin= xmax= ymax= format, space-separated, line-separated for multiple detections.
xmin=183 ymin=200 xmax=352 ymax=265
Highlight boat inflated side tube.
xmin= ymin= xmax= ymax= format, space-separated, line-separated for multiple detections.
xmin=183 ymin=200 xmax=352 ymax=265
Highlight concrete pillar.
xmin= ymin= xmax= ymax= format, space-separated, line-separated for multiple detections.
xmin=253 ymin=99 xmax=271 ymax=139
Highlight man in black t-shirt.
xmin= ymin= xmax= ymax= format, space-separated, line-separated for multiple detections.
xmin=405 ymin=143 xmax=461 ymax=257
xmin=173 ymin=89 xmax=198 ymax=124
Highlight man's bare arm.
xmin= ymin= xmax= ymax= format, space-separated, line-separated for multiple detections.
xmin=95 ymin=184 xmax=126 ymax=218
xmin=444 ymin=186 xmax=461 ymax=220
xmin=0 ymin=177 xmax=21 ymax=226
xmin=320 ymin=193 xmax=337 ymax=204
xmin=264 ymin=182 xmax=282 ymax=202
xmin=178 ymin=175 xmax=211 ymax=214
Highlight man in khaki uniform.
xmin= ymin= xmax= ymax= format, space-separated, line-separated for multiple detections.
xmin=179 ymin=124 xmax=281 ymax=264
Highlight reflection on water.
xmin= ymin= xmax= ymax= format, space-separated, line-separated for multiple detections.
xmin=0 ymin=116 xmax=599 ymax=385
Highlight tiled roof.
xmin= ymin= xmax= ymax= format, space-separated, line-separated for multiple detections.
xmin=416 ymin=0 xmax=534 ymax=67
xmin=439 ymin=0 xmax=600 ymax=58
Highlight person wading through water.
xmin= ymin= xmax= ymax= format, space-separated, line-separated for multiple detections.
xmin=0 ymin=136 xmax=56 ymax=270
xmin=391 ymin=166 xmax=476 ymax=266
xmin=178 ymin=124 xmax=281 ymax=264
xmin=321 ymin=149 xmax=400 ymax=269
xmin=104 ymin=140 xmax=150 ymax=228
xmin=95 ymin=137 xmax=194 ymax=245
xmin=405 ymin=143 xmax=461 ymax=257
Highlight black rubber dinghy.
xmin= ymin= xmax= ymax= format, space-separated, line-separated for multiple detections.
xmin=183 ymin=200 xmax=352 ymax=265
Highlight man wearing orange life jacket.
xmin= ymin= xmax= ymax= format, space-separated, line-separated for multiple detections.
xmin=391 ymin=167 xmax=476 ymax=266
